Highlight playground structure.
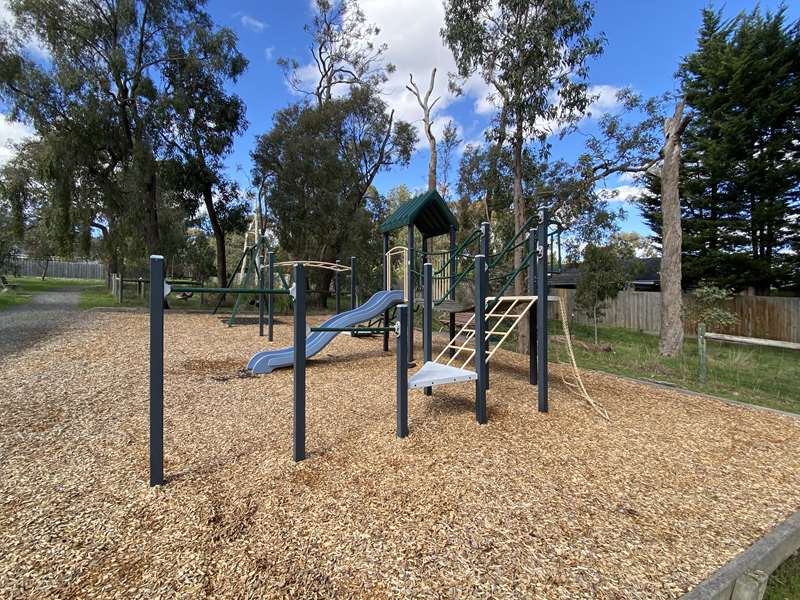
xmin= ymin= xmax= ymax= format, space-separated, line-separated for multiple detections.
xmin=148 ymin=189 xmax=565 ymax=478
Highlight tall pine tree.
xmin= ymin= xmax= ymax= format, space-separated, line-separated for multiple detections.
xmin=640 ymin=7 xmax=800 ymax=292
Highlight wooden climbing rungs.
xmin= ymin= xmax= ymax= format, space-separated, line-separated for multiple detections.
xmin=434 ymin=296 xmax=538 ymax=370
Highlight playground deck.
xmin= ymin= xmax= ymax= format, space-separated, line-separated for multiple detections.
xmin=2 ymin=311 xmax=800 ymax=598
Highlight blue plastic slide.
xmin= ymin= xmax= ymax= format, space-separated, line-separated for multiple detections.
xmin=248 ymin=289 xmax=404 ymax=374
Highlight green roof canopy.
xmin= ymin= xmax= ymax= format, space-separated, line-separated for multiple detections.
xmin=379 ymin=189 xmax=458 ymax=237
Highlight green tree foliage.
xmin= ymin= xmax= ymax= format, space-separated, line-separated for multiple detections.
xmin=160 ymin=16 xmax=249 ymax=287
xmin=443 ymin=0 xmax=604 ymax=289
xmin=686 ymin=281 xmax=738 ymax=332
xmin=0 ymin=0 xmax=249 ymax=279
xmin=279 ymin=0 xmax=394 ymax=106
xmin=639 ymin=7 xmax=800 ymax=292
xmin=575 ymin=244 xmax=631 ymax=344
xmin=251 ymin=89 xmax=415 ymax=301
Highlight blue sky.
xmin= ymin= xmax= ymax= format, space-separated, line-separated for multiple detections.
xmin=201 ymin=0 xmax=798 ymax=237
xmin=0 ymin=1 xmax=795 ymax=236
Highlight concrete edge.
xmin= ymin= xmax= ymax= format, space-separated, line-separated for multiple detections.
xmin=680 ymin=510 xmax=800 ymax=600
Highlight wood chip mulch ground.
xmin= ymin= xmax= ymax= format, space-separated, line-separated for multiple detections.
xmin=1 ymin=311 xmax=799 ymax=599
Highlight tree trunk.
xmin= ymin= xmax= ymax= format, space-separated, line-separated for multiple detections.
xmin=407 ymin=69 xmax=439 ymax=192
xmin=593 ymin=304 xmax=598 ymax=345
xmin=659 ymin=100 xmax=690 ymax=357
xmin=512 ymin=120 xmax=527 ymax=353
xmin=140 ymin=148 xmax=161 ymax=255
xmin=427 ymin=132 xmax=437 ymax=192
xmin=485 ymin=105 xmax=509 ymax=223
xmin=202 ymin=182 xmax=228 ymax=288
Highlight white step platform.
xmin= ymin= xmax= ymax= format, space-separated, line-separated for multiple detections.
xmin=408 ymin=361 xmax=478 ymax=390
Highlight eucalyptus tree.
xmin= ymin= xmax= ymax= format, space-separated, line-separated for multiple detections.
xmin=252 ymin=88 xmax=415 ymax=299
xmin=0 ymin=0 xmax=245 ymax=259
xmin=443 ymin=0 xmax=604 ymax=352
xmin=279 ymin=0 xmax=394 ymax=106
xmin=264 ymin=0 xmax=415 ymax=301
xmin=161 ymin=18 xmax=249 ymax=287
xmin=407 ymin=68 xmax=440 ymax=191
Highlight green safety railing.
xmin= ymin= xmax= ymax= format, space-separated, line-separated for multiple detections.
xmin=170 ymin=286 xmax=289 ymax=295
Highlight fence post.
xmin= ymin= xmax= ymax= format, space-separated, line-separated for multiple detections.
xmin=449 ymin=225 xmax=457 ymax=357
xmin=258 ymin=255 xmax=265 ymax=337
xmin=149 ymin=256 xmax=165 ymax=486
xmin=335 ymin=259 xmax=341 ymax=314
xmin=536 ymin=209 xmax=549 ymax=413
xmin=268 ymin=251 xmax=274 ymax=341
xmin=528 ymin=229 xmax=537 ymax=385
xmin=475 ymin=254 xmax=487 ymax=424
xmin=423 ymin=263 xmax=433 ymax=396
xmin=698 ymin=322 xmax=707 ymax=383
xmin=383 ymin=233 xmax=390 ymax=352
xmin=293 ymin=263 xmax=306 ymax=462
xmin=350 ymin=256 xmax=357 ymax=310
xmin=480 ymin=221 xmax=491 ymax=388
xmin=407 ymin=226 xmax=415 ymax=362
xmin=396 ymin=304 xmax=409 ymax=437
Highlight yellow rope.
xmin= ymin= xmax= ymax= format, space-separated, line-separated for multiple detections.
xmin=558 ymin=296 xmax=611 ymax=421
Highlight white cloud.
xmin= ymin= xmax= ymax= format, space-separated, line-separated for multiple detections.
xmin=235 ymin=12 xmax=267 ymax=33
xmin=265 ymin=46 xmax=275 ymax=61
xmin=596 ymin=183 xmax=647 ymax=204
xmin=0 ymin=114 xmax=36 ymax=166
xmin=617 ymin=171 xmax=640 ymax=184
xmin=0 ymin=0 xmax=49 ymax=58
xmin=587 ymin=84 xmax=622 ymax=114
xmin=289 ymin=2 xmax=623 ymax=151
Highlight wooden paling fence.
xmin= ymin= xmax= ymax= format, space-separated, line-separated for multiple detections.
xmin=556 ymin=288 xmax=800 ymax=344
xmin=12 ymin=257 xmax=106 ymax=280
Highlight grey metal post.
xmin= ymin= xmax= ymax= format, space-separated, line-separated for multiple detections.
xmin=383 ymin=233 xmax=390 ymax=352
xmin=267 ymin=251 xmax=274 ymax=341
xmin=396 ymin=304 xmax=409 ymax=437
xmin=407 ymin=225 xmax=415 ymax=362
xmin=257 ymin=255 xmax=265 ymax=337
xmin=536 ymin=210 xmax=549 ymax=413
xmin=423 ymin=263 xmax=433 ymax=396
xmin=335 ymin=259 xmax=341 ymax=314
xmin=293 ymin=263 xmax=306 ymax=461
xmin=475 ymin=254 xmax=487 ymax=424
xmin=149 ymin=255 xmax=164 ymax=486
xmin=448 ymin=225 xmax=456 ymax=357
xmin=480 ymin=221 xmax=490 ymax=388
xmin=350 ymin=256 xmax=357 ymax=310
xmin=528 ymin=229 xmax=537 ymax=385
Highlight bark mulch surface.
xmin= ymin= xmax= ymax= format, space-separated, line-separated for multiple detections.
xmin=1 ymin=312 xmax=799 ymax=599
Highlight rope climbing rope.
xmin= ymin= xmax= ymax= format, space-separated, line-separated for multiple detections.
xmin=557 ymin=295 xmax=610 ymax=421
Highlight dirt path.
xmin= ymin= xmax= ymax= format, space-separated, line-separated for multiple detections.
xmin=0 ymin=287 xmax=92 ymax=358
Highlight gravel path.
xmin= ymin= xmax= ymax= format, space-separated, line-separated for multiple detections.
xmin=0 ymin=287 xmax=92 ymax=357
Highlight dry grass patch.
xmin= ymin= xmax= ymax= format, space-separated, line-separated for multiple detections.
xmin=1 ymin=311 xmax=799 ymax=599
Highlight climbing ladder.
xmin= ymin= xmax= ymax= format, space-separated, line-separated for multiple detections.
xmin=408 ymin=295 xmax=538 ymax=390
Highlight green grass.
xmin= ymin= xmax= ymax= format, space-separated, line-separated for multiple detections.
xmin=6 ymin=276 xmax=102 ymax=292
xmin=549 ymin=321 xmax=800 ymax=414
xmin=1 ymin=276 xmax=101 ymax=311
xmin=765 ymin=553 xmax=800 ymax=599
xmin=0 ymin=289 xmax=33 ymax=311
